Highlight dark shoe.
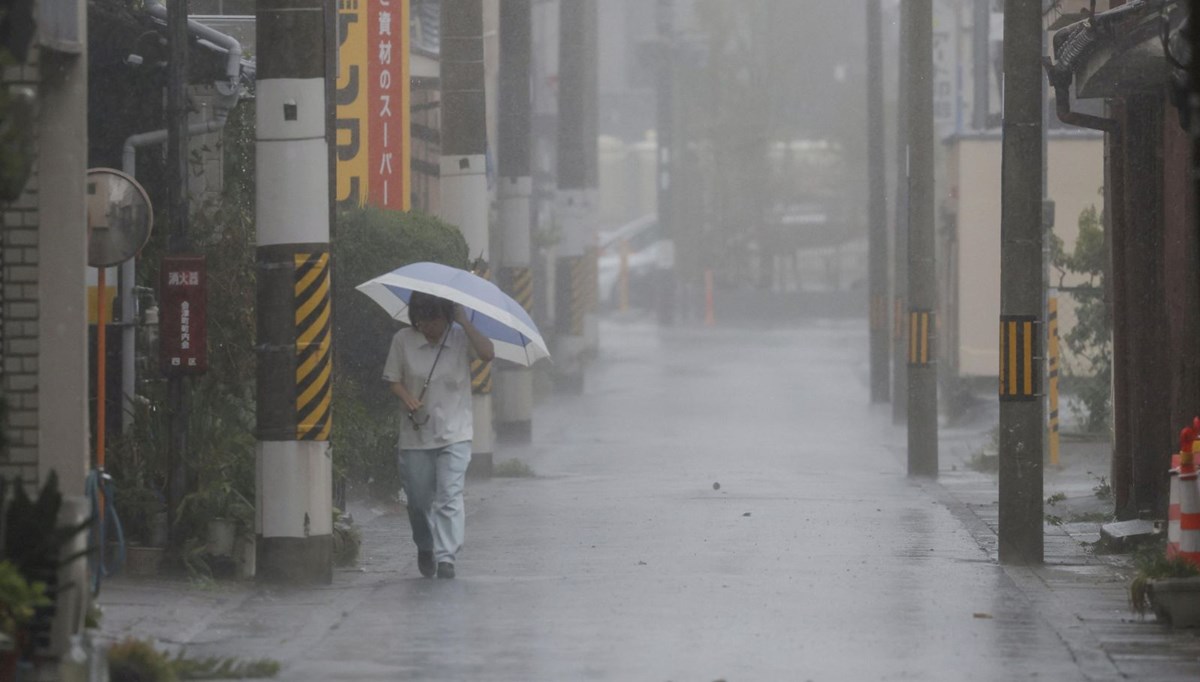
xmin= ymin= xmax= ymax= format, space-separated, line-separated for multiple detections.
xmin=436 ymin=562 xmax=456 ymax=579
xmin=418 ymin=550 xmax=435 ymax=578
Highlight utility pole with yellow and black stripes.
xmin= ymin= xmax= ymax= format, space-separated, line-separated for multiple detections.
xmin=496 ymin=0 xmax=535 ymax=443
xmin=998 ymin=0 xmax=1044 ymax=565
xmin=439 ymin=0 xmax=496 ymax=475
xmin=906 ymin=0 xmax=937 ymax=477
xmin=254 ymin=0 xmax=335 ymax=583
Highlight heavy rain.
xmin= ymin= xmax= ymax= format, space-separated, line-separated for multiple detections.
xmin=1 ymin=0 xmax=1199 ymax=680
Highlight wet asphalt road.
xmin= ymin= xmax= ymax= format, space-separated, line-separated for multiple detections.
xmin=298 ymin=319 xmax=1088 ymax=681
xmin=104 ymin=319 xmax=1109 ymax=680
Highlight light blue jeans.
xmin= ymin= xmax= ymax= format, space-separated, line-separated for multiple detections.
xmin=398 ymin=442 xmax=472 ymax=565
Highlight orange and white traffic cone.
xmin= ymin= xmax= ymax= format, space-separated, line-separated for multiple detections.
xmin=1168 ymin=427 xmax=1192 ymax=559
xmin=1178 ymin=436 xmax=1200 ymax=567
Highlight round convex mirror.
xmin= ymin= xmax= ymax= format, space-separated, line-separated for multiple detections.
xmin=86 ymin=168 xmax=153 ymax=268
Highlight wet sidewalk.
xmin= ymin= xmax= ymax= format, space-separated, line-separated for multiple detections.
xmin=933 ymin=399 xmax=1200 ymax=680
xmin=97 ymin=318 xmax=1200 ymax=681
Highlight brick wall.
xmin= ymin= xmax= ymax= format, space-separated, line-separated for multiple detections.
xmin=0 ymin=50 xmax=42 ymax=486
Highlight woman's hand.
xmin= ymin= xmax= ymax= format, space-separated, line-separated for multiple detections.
xmin=456 ymin=305 xmax=495 ymax=362
xmin=391 ymin=381 xmax=423 ymax=412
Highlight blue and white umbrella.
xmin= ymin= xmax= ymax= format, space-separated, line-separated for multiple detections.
xmin=356 ymin=262 xmax=550 ymax=366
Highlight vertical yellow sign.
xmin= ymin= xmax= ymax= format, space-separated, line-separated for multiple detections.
xmin=336 ymin=0 xmax=371 ymax=210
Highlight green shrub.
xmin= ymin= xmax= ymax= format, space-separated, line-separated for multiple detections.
xmin=1050 ymin=202 xmax=1110 ymax=433
xmin=1129 ymin=546 xmax=1200 ymax=616
xmin=332 ymin=509 xmax=361 ymax=567
xmin=0 ymin=560 xmax=48 ymax=645
xmin=108 ymin=638 xmax=177 ymax=682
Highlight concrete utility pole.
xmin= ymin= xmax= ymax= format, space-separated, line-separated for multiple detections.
xmin=496 ymin=0 xmax=535 ymax=444
xmin=867 ymin=0 xmax=889 ymax=404
xmin=165 ymin=0 xmax=190 ymax=546
xmin=892 ymin=2 xmax=910 ymax=422
xmin=1192 ymin=0 xmax=1200 ymax=301
xmin=655 ymin=0 xmax=676 ymax=325
xmin=582 ymin=0 xmax=600 ymax=358
xmin=554 ymin=0 xmax=596 ymax=393
xmin=439 ymin=0 xmax=495 ymax=474
xmin=998 ymin=0 xmax=1044 ymax=565
xmin=972 ymin=0 xmax=990 ymax=130
xmin=907 ymin=0 xmax=937 ymax=477
xmin=255 ymin=0 xmax=335 ymax=583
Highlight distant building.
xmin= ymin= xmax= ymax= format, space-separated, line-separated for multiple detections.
xmin=933 ymin=1 xmax=1105 ymax=396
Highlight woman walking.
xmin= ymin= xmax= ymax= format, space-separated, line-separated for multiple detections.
xmin=383 ymin=291 xmax=495 ymax=578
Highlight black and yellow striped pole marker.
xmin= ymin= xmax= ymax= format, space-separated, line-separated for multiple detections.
xmin=569 ymin=255 xmax=589 ymax=336
xmin=554 ymin=254 xmax=589 ymax=338
xmin=295 ymin=253 xmax=332 ymax=441
xmin=892 ymin=295 xmax=907 ymax=418
xmin=495 ymin=257 xmax=533 ymax=443
xmin=501 ymin=266 xmax=535 ymax=316
xmin=999 ymin=315 xmax=1040 ymax=401
xmin=1048 ymin=296 xmax=1060 ymax=466
xmin=907 ymin=309 xmax=935 ymax=366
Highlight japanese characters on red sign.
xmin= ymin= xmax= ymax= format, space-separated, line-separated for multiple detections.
xmin=160 ymin=255 xmax=208 ymax=376
xmin=367 ymin=0 xmax=407 ymax=209
xmin=336 ymin=0 xmax=410 ymax=211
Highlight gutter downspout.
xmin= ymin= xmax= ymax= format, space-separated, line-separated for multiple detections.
xmin=146 ymin=2 xmax=243 ymax=94
xmin=116 ymin=8 xmax=243 ymax=432
xmin=1042 ymin=58 xmax=1120 ymax=133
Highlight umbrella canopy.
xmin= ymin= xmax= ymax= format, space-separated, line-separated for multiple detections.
xmin=356 ymin=262 xmax=550 ymax=366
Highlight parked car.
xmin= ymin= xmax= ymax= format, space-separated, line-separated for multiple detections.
xmin=596 ymin=214 xmax=674 ymax=308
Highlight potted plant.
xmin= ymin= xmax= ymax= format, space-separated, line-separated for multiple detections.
xmin=0 ymin=560 xmax=49 ymax=676
xmin=0 ymin=472 xmax=92 ymax=668
xmin=1130 ymin=549 xmax=1200 ymax=626
xmin=107 ymin=391 xmax=172 ymax=576
xmin=178 ymin=481 xmax=253 ymax=559
xmin=117 ymin=484 xmax=167 ymax=577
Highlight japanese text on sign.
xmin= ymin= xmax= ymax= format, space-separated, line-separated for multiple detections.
xmin=160 ymin=255 xmax=208 ymax=375
xmin=336 ymin=0 xmax=410 ymax=211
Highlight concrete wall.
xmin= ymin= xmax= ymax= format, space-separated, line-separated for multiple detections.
xmin=944 ymin=133 xmax=1105 ymax=379
xmin=0 ymin=5 xmax=90 ymax=497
